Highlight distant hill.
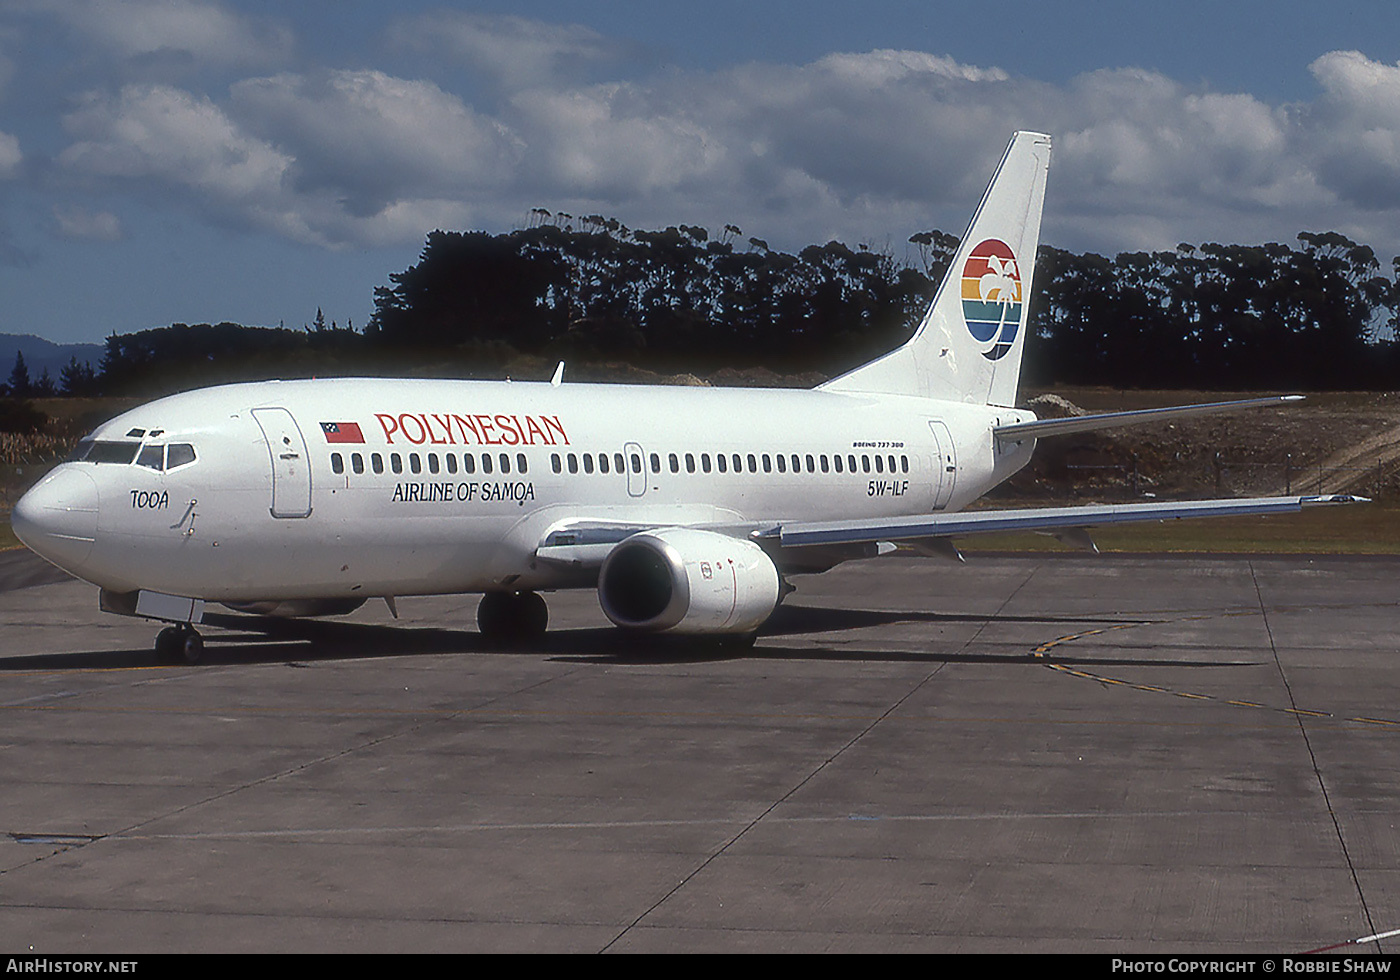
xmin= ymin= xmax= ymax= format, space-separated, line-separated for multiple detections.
xmin=0 ymin=333 xmax=103 ymax=384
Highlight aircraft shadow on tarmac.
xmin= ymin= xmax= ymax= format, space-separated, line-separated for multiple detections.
xmin=1 ymin=603 xmax=1255 ymax=670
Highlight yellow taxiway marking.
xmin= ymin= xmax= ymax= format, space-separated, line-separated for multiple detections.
xmin=1038 ymin=610 xmax=1400 ymax=729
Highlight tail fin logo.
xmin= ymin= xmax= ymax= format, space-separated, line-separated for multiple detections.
xmin=961 ymin=239 xmax=1023 ymax=361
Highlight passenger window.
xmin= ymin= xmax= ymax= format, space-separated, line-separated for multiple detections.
xmin=428 ymin=454 xmax=439 ymax=474
xmin=517 ymin=453 xmax=527 ymax=473
xmin=834 ymin=455 xmax=843 ymax=473
xmin=482 ymin=453 xmax=493 ymax=474
xmin=330 ymin=452 xmax=344 ymax=475
xmin=598 ymin=453 xmax=609 ymax=474
xmin=848 ymin=454 xmax=857 ymax=473
xmin=568 ymin=453 xmax=578 ymax=474
xmin=615 ymin=453 xmax=626 ymax=473
xmin=446 ymin=454 xmax=457 ymax=474
xmin=762 ymin=454 xmax=772 ymax=473
xmin=552 ymin=453 xmax=562 ymax=474
xmin=862 ymin=455 xmax=871 ymax=473
xmin=391 ymin=453 xmax=403 ymax=474
xmin=650 ymin=453 xmax=660 ymax=473
xmin=410 ymin=454 xmax=422 ymax=474
xmin=685 ymin=453 xmax=695 ymax=474
xmin=775 ymin=454 xmax=786 ymax=473
xmin=669 ymin=453 xmax=679 ymax=473
xmin=137 ymin=445 xmax=164 ymax=470
xmin=875 ymin=455 xmax=884 ymax=474
xmin=820 ymin=455 xmax=829 ymax=473
xmin=701 ymin=453 xmax=711 ymax=473
xmin=901 ymin=455 xmax=909 ymax=473
xmin=499 ymin=453 xmax=510 ymax=474
xmin=167 ymin=443 xmax=196 ymax=469
xmin=372 ymin=453 xmax=384 ymax=474
xmin=631 ymin=453 xmax=642 ymax=473
xmin=352 ymin=453 xmax=365 ymax=475
xmin=717 ymin=454 xmax=727 ymax=473
xmin=747 ymin=454 xmax=757 ymax=473
xmin=583 ymin=453 xmax=594 ymax=474
xmin=464 ymin=453 xmax=476 ymax=474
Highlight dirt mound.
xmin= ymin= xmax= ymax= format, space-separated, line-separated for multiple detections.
xmin=995 ymin=388 xmax=1400 ymax=502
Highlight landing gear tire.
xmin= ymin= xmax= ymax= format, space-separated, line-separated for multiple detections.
xmin=155 ymin=625 xmax=204 ymax=664
xmin=477 ymin=591 xmax=549 ymax=645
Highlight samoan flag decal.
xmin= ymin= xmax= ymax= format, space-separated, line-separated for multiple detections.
xmin=320 ymin=421 xmax=365 ymax=444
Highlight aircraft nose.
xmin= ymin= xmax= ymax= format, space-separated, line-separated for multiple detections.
xmin=11 ymin=466 xmax=100 ymax=572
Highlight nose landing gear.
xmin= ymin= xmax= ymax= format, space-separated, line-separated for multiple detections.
xmin=155 ymin=625 xmax=204 ymax=664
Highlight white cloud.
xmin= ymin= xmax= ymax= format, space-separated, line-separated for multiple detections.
xmin=0 ymin=130 xmax=20 ymax=178
xmin=53 ymin=204 xmax=122 ymax=241
xmin=1305 ymin=51 xmax=1400 ymax=210
xmin=230 ymin=70 xmax=521 ymax=208
xmin=40 ymin=20 xmax=1400 ymax=259
xmin=23 ymin=0 xmax=291 ymax=68
xmin=388 ymin=11 xmax=632 ymax=89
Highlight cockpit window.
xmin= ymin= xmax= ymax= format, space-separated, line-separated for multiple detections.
xmin=84 ymin=441 xmax=141 ymax=464
xmin=166 ymin=444 xmax=196 ymax=469
xmin=71 ymin=439 xmax=196 ymax=470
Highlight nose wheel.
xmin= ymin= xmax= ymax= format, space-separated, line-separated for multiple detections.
xmin=155 ymin=625 xmax=205 ymax=664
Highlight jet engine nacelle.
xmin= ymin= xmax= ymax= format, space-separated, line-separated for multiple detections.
xmin=598 ymin=528 xmax=781 ymax=634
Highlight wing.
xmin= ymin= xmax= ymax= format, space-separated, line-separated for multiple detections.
xmin=993 ymin=395 xmax=1303 ymax=441
xmin=532 ymin=494 xmax=1364 ymax=572
xmin=771 ymin=494 xmax=1363 ymax=549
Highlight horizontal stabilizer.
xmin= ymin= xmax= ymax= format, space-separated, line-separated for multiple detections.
xmin=994 ymin=395 xmax=1303 ymax=441
xmin=775 ymin=494 xmax=1365 ymax=549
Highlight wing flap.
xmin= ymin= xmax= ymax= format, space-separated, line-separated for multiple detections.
xmin=776 ymin=494 xmax=1364 ymax=548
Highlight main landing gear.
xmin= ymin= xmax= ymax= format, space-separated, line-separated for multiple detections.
xmin=155 ymin=624 xmax=204 ymax=664
xmin=476 ymin=591 xmax=548 ymax=645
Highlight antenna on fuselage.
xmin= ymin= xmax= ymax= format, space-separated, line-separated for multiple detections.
xmin=550 ymin=361 xmax=565 ymax=386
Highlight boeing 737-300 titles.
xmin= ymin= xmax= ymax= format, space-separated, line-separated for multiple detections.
xmin=11 ymin=132 xmax=1361 ymax=662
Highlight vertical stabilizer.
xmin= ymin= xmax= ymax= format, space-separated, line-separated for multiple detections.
xmin=820 ymin=131 xmax=1051 ymax=406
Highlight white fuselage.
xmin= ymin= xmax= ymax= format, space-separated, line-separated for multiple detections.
xmin=15 ymin=377 xmax=1035 ymax=603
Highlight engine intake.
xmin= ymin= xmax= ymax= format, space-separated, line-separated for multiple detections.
xmin=598 ymin=528 xmax=780 ymax=634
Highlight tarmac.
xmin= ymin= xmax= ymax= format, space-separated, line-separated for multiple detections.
xmin=2 ymin=546 xmax=1399 ymax=953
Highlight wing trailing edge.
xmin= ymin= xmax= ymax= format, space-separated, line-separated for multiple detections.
xmin=774 ymin=494 xmax=1365 ymax=549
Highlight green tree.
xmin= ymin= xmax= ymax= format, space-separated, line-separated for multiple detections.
xmin=6 ymin=351 xmax=31 ymax=398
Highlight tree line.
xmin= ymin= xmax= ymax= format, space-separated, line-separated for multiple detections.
xmin=5 ymin=218 xmax=1400 ymax=412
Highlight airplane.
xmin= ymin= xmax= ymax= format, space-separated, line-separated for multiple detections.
xmin=11 ymin=131 xmax=1361 ymax=663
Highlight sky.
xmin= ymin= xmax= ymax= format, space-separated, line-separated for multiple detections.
xmin=3 ymin=1 xmax=1400 ymax=344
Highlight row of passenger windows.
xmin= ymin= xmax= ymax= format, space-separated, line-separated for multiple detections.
xmin=331 ymin=451 xmax=528 ymax=477
xmin=331 ymin=448 xmax=912 ymax=480
xmin=550 ymin=451 xmax=911 ymax=476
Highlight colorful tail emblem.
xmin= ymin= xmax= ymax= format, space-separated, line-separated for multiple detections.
xmin=961 ymin=239 xmax=1022 ymax=361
